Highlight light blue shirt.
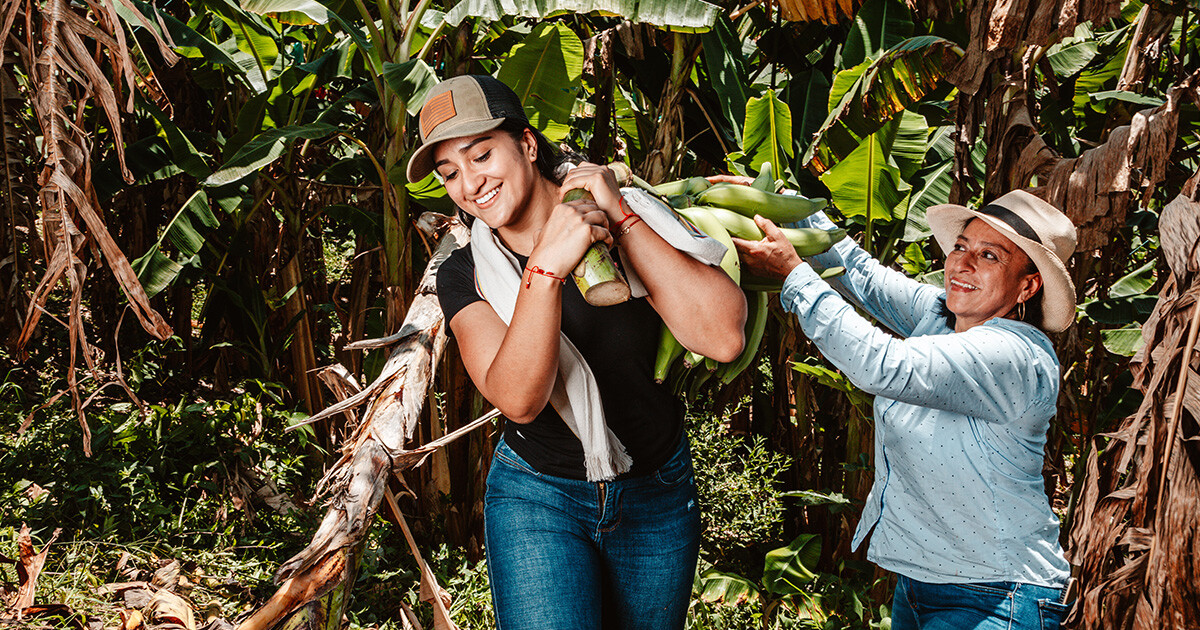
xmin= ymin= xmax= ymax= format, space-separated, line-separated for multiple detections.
xmin=779 ymin=212 xmax=1070 ymax=586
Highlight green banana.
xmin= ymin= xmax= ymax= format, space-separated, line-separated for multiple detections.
xmin=789 ymin=227 xmax=847 ymax=257
xmin=685 ymin=206 xmax=846 ymax=257
xmin=683 ymin=350 xmax=707 ymax=370
xmin=653 ymin=325 xmax=686 ymax=384
xmin=653 ymin=176 xmax=711 ymax=197
xmin=695 ymin=182 xmax=827 ymax=223
xmin=677 ymin=206 xmax=740 ymax=285
xmin=685 ymin=367 xmax=715 ymax=399
xmin=751 ymin=162 xmax=775 ymax=192
xmin=818 ymin=265 xmax=846 ymax=279
xmin=740 ymin=272 xmax=783 ymax=293
xmin=738 ymin=265 xmax=845 ymax=293
xmin=687 ymin=206 xmax=761 ymax=239
xmin=718 ymin=290 xmax=770 ymax=385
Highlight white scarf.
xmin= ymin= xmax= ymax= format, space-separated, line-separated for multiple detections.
xmin=470 ymin=187 xmax=726 ymax=481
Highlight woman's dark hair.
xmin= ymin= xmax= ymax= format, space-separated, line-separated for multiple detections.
xmin=496 ymin=118 xmax=581 ymax=185
xmin=939 ymin=284 xmax=1043 ymax=330
xmin=453 ymin=118 xmax=582 ymax=227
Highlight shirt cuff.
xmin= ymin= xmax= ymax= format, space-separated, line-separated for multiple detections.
xmin=780 ymin=262 xmax=822 ymax=310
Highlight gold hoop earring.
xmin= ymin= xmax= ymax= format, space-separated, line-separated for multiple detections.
xmin=1016 ymin=301 xmax=1026 ymax=321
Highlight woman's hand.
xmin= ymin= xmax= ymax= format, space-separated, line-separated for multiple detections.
xmin=559 ymin=162 xmax=627 ymax=225
xmin=705 ymin=174 xmax=755 ymax=187
xmin=528 ymin=199 xmax=612 ymax=277
xmin=732 ymin=215 xmax=805 ymax=280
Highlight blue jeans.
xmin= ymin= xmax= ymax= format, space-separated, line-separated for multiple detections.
xmin=483 ymin=435 xmax=701 ymax=630
xmin=892 ymin=575 xmax=1070 ymax=630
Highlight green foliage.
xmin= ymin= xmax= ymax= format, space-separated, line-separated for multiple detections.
xmin=497 ymin=21 xmax=585 ymax=142
xmin=741 ymin=91 xmax=794 ymax=178
xmin=689 ymin=404 xmax=791 ymax=573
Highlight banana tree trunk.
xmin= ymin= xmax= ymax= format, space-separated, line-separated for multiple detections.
xmin=235 ymin=213 xmax=471 ymax=630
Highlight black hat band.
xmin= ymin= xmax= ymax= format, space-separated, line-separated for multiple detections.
xmin=979 ymin=204 xmax=1043 ymax=245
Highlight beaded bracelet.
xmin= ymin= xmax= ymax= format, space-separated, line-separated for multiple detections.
xmin=525 ymin=265 xmax=567 ymax=289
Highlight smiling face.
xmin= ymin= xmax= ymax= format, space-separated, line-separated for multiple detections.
xmin=432 ymin=128 xmax=541 ymax=230
xmin=944 ymin=218 xmax=1043 ymax=332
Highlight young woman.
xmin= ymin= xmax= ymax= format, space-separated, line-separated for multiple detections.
xmin=408 ymin=75 xmax=746 ymax=630
xmin=734 ymin=189 xmax=1076 ymax=630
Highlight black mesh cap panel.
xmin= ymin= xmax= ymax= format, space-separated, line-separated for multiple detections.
xmin=475 ymin=75 xmax=528 ymax=123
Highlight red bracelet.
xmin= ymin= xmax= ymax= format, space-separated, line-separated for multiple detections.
xmin=616 ymin=216 xmax=643 ymax=237
xmin=525 ymin=265 xmax=567 ymax=288
xmin=613 ymin=212 xmax=640 ymax=231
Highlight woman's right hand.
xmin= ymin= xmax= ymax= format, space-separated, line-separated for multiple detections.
xmin=732 ymin=215 xmax=805 ymax=280
xmin=527 ymin=199 xmax=613 ymax=277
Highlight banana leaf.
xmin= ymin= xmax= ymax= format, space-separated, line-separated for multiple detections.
xmin=442 ymin=0 xmax=721 ymax=32
xmin=240 ymin=0 xmax=330 ymax=25
xmin=741 ymin=91 xmax=793 ymax=180
xmin=497 ymin=22 xmax=584 ymax=143
xmin=804 ymin=36 xmax=962 ymax=176
xmin=381 ymin=59 xmax=438 ymax=115
xmin=762 ymin=534 xmax=821 ymax=596
xmin=698 ymin=569 xmax=761 ymax=605
xmin=1046 ymin=23 xmax=1098 ymax=77
xmin=132 ymin=191 xmax=221 ymax=297
xmin=819 ymin=129 xmax=910 ymax=223
xmin=839 ymin=0 xmax=914 ymax=69
xmin=699 ymin=14 xmax=749 ymax=141
xmin=205 ymin=122 xmax=338 ymax=186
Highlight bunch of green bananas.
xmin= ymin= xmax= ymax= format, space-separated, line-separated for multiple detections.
xmin=648 ymin=164 xmax=845 ymax=395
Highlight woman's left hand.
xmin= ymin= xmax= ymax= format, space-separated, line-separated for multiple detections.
xmin=732 ymin=215 xmax=806 ymax=280
xmin=559 ymin=162 xmax=627 ymax=225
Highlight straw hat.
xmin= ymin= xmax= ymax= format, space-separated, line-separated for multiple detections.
xmin=406 ymin=75 xmax=528 ymax=183
xmin=927 ymin=190 xmax=1078 ymax=332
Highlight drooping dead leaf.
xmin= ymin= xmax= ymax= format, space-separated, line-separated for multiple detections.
xmin=144 ymin=589 xmax=195 ymax=630
xmin=777 ymin=0 xmax=864 ymax=24
xmin=6 ymin=0 xmax=178 ymax=452
xmin=938 ymin=0 xmax=1121 ymax=96
xmin=980 ymin=69 xmax=1200 ymax=252
xmin=398 ymin=602 xmax=423 ymax=630
xmin=9 ymin=524 xmax=61 ymax=615
xmin=1067 ymin=186 xmax=1200 ymax=628
xmin=1159 ymin=173 xmax=1200 ymax=284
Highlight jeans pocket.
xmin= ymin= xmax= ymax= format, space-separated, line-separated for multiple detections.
xmin=959 ymin=581 xmax=1016 ymax=597
xmin=1037 ymin=599 xmax=1069 ymax=630
xmin=654 ymin=443 xmax=692 ymax=488
xmin=492 ymin=440 xmax=542 ymax=478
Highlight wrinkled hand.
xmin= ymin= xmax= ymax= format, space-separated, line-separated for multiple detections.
xmin=560 ymin=162 xmax=626 ymax=225
xmin=731 ymin=215 xmax=805 ymax=280
xmin=528 ymin=200 xmax=612 ymax=278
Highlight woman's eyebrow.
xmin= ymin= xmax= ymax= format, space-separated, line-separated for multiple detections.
xmin=434 ymin=136 xmax=494 ymax=168
xmin=957 ymin=234 xmax=1014 ymax=254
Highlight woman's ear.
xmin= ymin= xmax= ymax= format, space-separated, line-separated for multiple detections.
xmin=1020 ymin=272 xmax=1043 ymax=304
xmin=521 ymin=128 xmax=538 ymax=163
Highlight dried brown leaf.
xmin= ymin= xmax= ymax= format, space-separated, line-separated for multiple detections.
xmin=10 ymin=525 xmax=61 ymax=614
xmin=144 ymin=589 xmax=195 ymax=630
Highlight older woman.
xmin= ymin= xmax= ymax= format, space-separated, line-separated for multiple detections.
xmin=409 ymin=75 xmax=746 ymax=630
xmin=733 ymin=190 xmax=1075 ymax=630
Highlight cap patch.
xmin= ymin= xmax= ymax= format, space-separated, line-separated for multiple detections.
xmin=421 ymin=91 xmax=457 ymax=139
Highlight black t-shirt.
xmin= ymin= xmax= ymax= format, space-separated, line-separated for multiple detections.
xmin=436 ymin=245 xmax=683 ymax=479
